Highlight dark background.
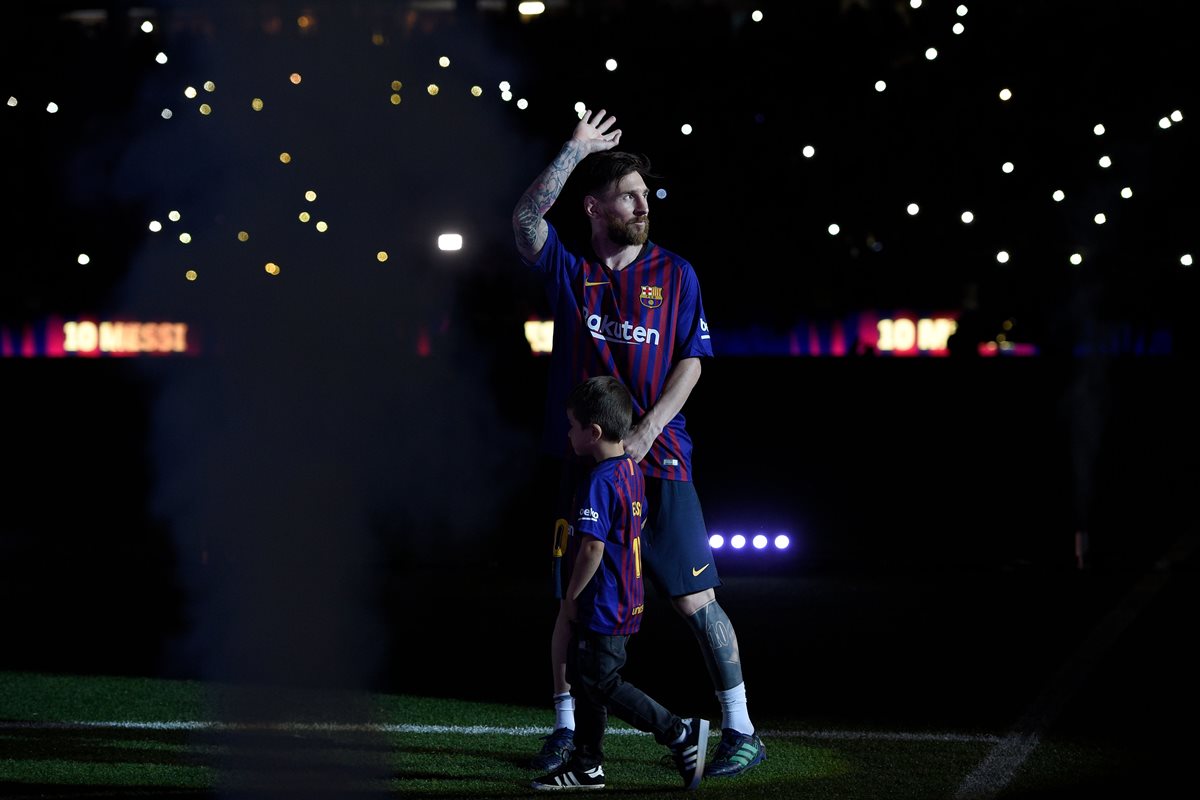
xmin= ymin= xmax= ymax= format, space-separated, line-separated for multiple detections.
xmin=1 ymin=5 xmax=1197 ymax=773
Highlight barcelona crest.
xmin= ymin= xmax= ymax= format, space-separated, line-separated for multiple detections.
xmin=640 ymin=285 xmax=663 ymax=309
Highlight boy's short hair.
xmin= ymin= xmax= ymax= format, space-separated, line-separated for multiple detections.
xmin=567 ymin=376 xmax=633 ymax=443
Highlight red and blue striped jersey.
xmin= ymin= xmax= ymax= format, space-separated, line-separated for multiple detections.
xmin=566 ymin=455 xmax=647 ymax=636
xmin=525 ymin=221 xmax=713 ymax=480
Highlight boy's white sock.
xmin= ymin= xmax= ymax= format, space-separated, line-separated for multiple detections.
xmin=553 ymin=692 xmax=575 ymax=730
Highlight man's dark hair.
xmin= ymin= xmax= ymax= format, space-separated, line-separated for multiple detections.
xmin=575 ymin=151 xmax=660 ymax=198
xmin=567 ymin=375 xmax=634 ymax=443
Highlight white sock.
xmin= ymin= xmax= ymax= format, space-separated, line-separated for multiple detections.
xmin=716 ymin=682 xmax=754 ymax=735
xmin=553 ymin=692 xmax=575 ymax=730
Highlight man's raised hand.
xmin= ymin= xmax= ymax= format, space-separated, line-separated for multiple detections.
xmin=572 ymin=108 xmax=622 ymax=152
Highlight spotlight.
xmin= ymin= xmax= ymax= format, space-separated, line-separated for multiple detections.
xmin=753 ymin=534 xmax=768 ymax=549
xmin=731 ymin=534 xmax=746 ymax=549
xmin=709 ymin=534 xmax=725 ymax=549
xmin=774 ymin=534 xmax=790 ymax=550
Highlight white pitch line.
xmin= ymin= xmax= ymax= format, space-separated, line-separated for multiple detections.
xmin=0 ymin=719 xmax=998 ymax=744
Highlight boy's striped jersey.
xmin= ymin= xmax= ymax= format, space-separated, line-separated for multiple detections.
xmin=566 ymin=455 xmax=647 ymax=635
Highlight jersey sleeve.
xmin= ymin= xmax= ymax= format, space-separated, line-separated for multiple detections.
xmin=525 ymin=221 xmax=581 ymax=294
xmin=573 ymin=475 xmax=617 ymax=545
xmin=675 ymin=262 xmax=714 ymax=359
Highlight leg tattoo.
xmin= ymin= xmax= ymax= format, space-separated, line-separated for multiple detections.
xmin=686 ymin=600 xmax=743 ymax=691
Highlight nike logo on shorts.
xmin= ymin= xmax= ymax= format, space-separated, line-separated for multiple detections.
xmin=692 ymin=564 xmax=710 ymax=576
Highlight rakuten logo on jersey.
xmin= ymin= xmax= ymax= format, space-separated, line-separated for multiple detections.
xmin=586 ymin=314 xmax=661 ymax=345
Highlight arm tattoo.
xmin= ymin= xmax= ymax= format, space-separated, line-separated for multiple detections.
xmin=513 ymin=142 xmax=586 ymax=252
xmin=513 ymin=195 xmax=543 ymax=250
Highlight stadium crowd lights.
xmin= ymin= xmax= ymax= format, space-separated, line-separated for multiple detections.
xmin=25 ymin=4 xmax=1190 ymax=299
xmin=832 ymin=89 xmax=1111 ymax=254
xmin=709 ymin=532 xmax=792 ymax=552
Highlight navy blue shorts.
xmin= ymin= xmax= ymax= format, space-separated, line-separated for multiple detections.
xmin=550 ymin=456 xmax=590 ymax=600
xmin=640 ymin=476 xmax=721 ymax=598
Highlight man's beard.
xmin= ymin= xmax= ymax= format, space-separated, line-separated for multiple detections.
xmin=605 ymin=215 xmax=649 ymax=246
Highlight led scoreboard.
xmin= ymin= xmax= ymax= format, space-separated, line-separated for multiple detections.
xmin=1 ymin=317 xmax=195 ymax=357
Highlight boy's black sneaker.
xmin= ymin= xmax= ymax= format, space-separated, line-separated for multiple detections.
xmin=531 ymin=763 xmax=605 ymax=791
xmin=668 ymin=717 xmax=709 ymax=790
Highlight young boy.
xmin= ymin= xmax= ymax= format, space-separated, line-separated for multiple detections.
xmin=532 ymin=375 xmax=709 ymax=792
